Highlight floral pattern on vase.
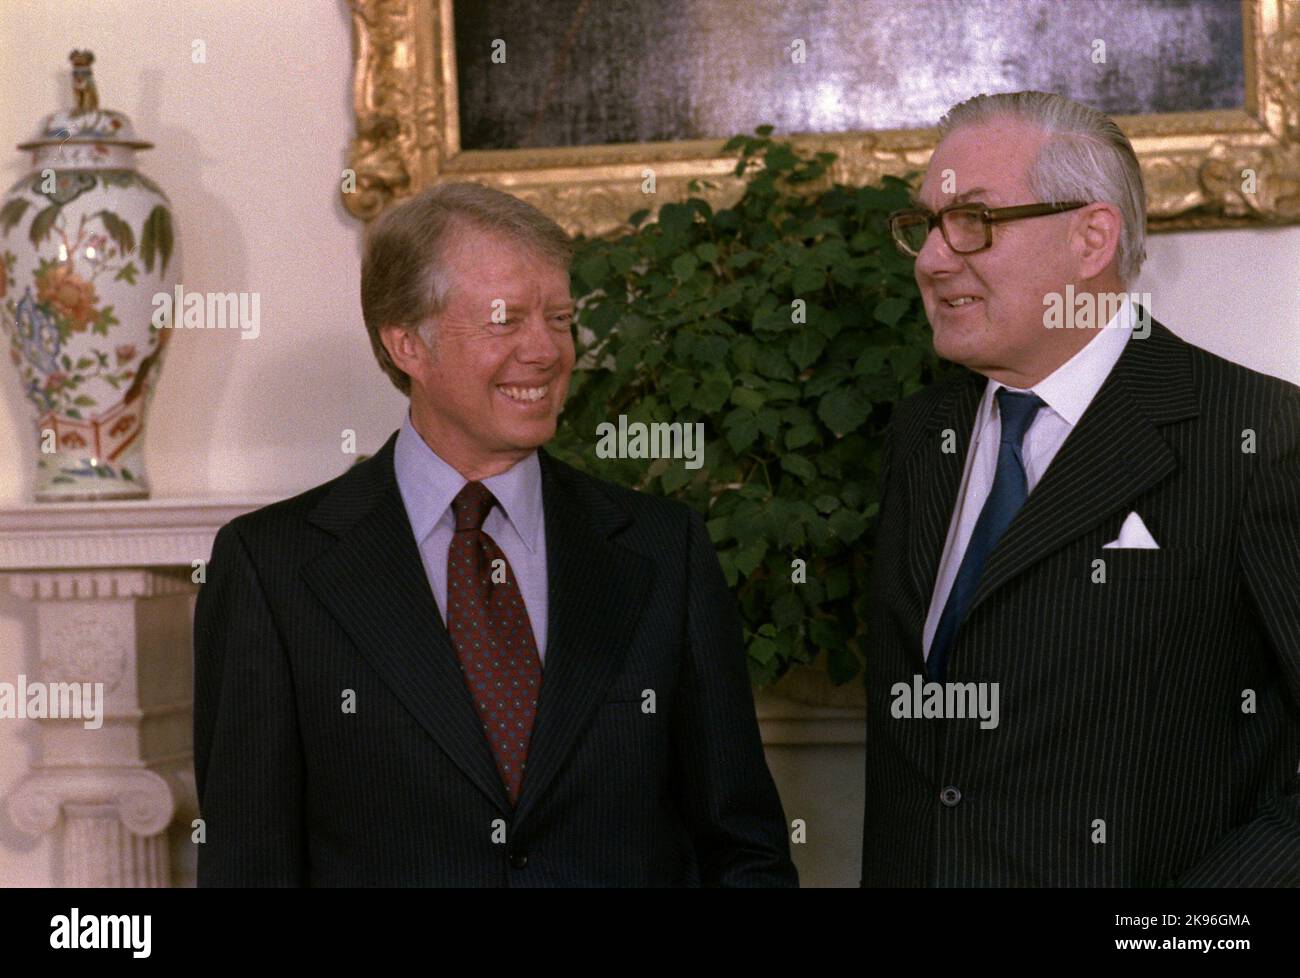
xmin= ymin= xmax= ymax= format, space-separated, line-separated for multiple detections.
xmin=0 ymin=51 xmax=179 ymax=501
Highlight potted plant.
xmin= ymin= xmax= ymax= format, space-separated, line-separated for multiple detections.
xmin=549 ymin=128 xmax=950 ymax=703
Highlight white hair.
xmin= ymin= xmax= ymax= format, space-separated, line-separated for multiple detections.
xmin=938 ymin=91 xmax=1147 ymax=284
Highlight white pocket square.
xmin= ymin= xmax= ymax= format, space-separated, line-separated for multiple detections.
xmin=1102 ymin=511 xmax=1160 ymax=549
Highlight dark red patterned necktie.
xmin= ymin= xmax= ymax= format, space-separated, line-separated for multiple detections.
xmin=446 ymin=481 xmax=543 ymax=805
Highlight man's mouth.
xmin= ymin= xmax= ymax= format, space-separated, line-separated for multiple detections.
xmin=941 ymin=296 xmax=981 ymax=308
xmin=497 ymin=383 xmax=549 ymax=403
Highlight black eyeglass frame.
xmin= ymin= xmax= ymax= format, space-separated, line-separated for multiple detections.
xmin=888 ymin=200 xmax=1089 ymax=256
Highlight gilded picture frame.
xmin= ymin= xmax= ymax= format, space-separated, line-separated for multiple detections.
xmin=344 ymin=0 xmax=1300 ymax=236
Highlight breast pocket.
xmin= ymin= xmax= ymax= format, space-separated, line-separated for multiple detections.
xmin=601 ymin=685 xmax=655 ymax=705
xmin=1098 ymin=546 xmax=1206 ymax=582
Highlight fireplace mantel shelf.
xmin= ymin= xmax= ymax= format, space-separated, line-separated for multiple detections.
xmin=0 ymin=497 xmax=283 ymax=570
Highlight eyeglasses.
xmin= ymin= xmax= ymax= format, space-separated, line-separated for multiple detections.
xmin=888 ymin=200 xmax=1089 ymax=257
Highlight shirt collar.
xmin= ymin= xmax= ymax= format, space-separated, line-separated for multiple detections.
xmin=393 ymin=410 xmax=544 ymax=553
xmin=985 ymin=292 xmax=1135 ymax=428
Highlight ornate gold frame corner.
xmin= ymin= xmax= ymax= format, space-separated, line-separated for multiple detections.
xmin=345 ymin=0 xmax=1300 ymax=235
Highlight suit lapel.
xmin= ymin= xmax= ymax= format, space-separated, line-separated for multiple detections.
xmin=302 ymin=433 xmax=512 ymax=816
xmin=903 ymin=369 xmax=985 ymax=643
xmin=511 ymin=450 xmax=651 ymax=828
xmin=966 ymin=319 xmax=1199 ymax=616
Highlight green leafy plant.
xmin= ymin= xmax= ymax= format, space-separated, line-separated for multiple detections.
xmin=549 ymin=126 xmax=951 ymax=686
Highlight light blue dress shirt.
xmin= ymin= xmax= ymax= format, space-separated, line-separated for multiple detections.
xmin=393 ymin=411 xmax=549 ymax=663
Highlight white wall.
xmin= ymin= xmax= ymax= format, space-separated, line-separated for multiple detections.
xmin=1137 ymin=230 xmax=1300 ymax=383
xmin=0 ymin=0 xmax=1296 ymax=888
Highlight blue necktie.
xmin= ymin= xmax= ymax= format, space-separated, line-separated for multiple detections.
xmin=929 ymin=388 xmax=1044 ymax=682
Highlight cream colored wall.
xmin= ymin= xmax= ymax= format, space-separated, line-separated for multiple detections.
xmin=0 ymin=0 xmax=397 ymax=506
xmin=0 ymin=0 xmax=1296 ymax=888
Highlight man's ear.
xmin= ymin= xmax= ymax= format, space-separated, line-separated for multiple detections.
xmin=379 ymin=322 xmax=431 ymax=380
xmin=1074 ymin=202 xmax=1123 ymax=281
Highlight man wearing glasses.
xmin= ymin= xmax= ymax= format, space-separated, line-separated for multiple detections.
xmin=862 ymin=91 xmax=1300 ymax=886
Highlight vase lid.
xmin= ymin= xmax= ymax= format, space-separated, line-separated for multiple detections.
xmin=17 ymin=50 xmax=153 ymax=151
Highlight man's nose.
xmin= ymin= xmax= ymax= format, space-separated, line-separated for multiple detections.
xmin=914 ymin=223 xmax=963 ymax=278
xmin=515 ymin=311 xmax=563 ymax=364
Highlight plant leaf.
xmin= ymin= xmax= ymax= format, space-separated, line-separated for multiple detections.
xmin=97 ymin=209 xmax=135 ymax=256
xmin=0 ymin=198 xmax=30 ymax=236
xmin=818 ymin=386 xmax=870 ymax=435
xmin=29 ymin=204 xmax=60 ymax=247
xmin=780 ymin=453 xmax=817 ymax=483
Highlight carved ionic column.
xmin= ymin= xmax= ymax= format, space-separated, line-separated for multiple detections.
xmin=4 ymin=570 xmax=194 ymax=886
xmin=11 ymin=771 xmax=174 ymax=886
xmin=0 ymin=498 xmax=273 ymax=887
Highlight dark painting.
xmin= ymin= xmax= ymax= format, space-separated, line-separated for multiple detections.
xmin=453 ymin=0 xmax=1246 ymax=151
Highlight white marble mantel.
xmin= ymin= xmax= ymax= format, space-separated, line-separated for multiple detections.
xmin=0 ymin=497 xmax=277 ymax=887
xmin=0 ymin=497 xmax=281 ymax=571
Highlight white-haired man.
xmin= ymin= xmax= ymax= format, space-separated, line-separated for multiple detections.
xmin=863 ymin=91 xmax=1299 ymax=886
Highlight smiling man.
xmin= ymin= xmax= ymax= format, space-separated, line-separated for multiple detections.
xmin=862 ymin=92 xmax=1300 ymax=886
xmin=193 ymin=182 xmax=796 ymax=887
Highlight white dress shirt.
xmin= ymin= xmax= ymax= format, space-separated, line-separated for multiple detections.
xmin=922 ymin=295 xmax=1136 ymax=658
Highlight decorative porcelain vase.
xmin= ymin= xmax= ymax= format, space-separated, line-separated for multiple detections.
xmin=0 ymin=50 xmax=179 ymax=501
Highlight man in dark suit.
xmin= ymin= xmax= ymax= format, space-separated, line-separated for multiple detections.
xmin=862 ymin=91 xmax=1300 ymax=886
xmin=193 ymin=182 xmax=796 ymax=886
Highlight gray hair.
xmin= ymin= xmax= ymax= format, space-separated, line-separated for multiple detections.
xmin=937 ymin=91 xmax=1147 ymax=284
xmin=360 ymin=181 xmax=573 ymax=395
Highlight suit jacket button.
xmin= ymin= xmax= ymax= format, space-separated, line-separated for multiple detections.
xmin=509 ymin=851 xmax=529 ymax=869
xmin=940 ymin=786 xmax=962 ymax=807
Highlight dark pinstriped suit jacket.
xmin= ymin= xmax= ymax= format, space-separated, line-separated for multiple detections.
xmin=193 ymin=437 xmax=796 ymax=887
xmin=862 ymin=318 xmax=1300 ymax=886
